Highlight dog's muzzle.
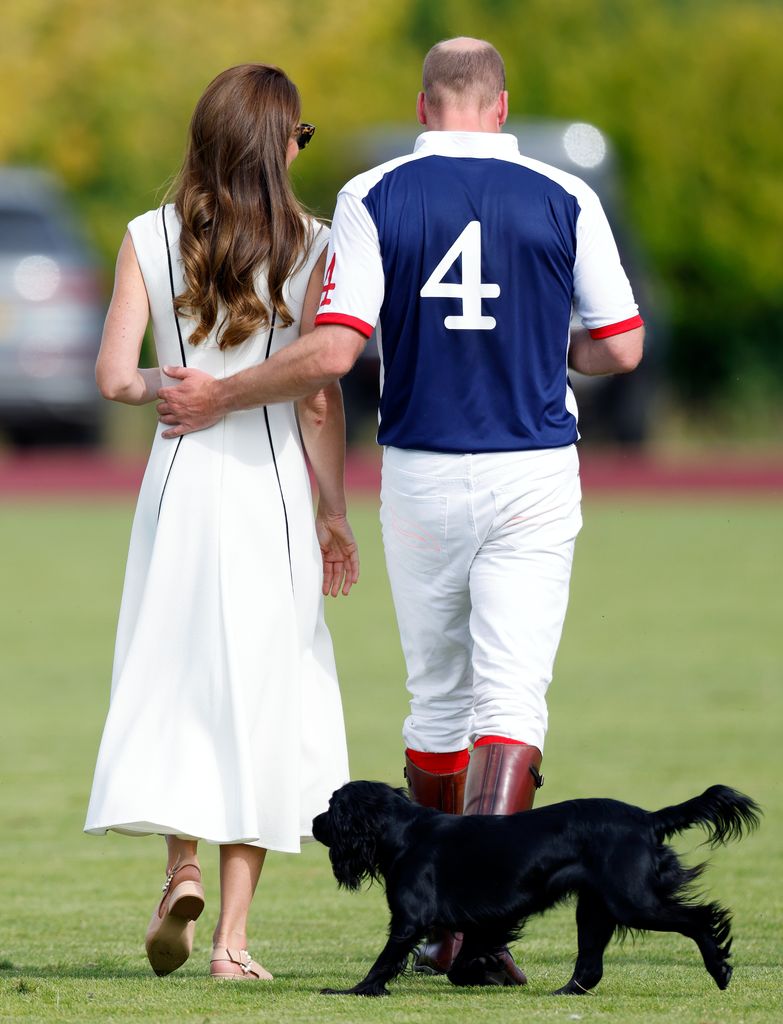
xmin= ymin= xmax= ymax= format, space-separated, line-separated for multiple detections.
xmin=312 ymin=811 xmax=332 ymax=846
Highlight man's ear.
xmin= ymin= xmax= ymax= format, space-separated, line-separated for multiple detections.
xmin=498 ymin=90 xmax=509 ymax=127
xmin=417 ymin=91 xmax=427 ymax=126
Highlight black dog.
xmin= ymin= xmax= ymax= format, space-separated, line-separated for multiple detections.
xmin=312 ymin=781 xmax=760 ymax=996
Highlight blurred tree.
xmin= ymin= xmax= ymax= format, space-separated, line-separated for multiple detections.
xmin=1 ymin=0 xmax=781 ymax=417
xmin=0 ymin=0 xmax=418 ymax=253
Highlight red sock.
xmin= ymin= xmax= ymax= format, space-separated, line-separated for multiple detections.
xmin=473 ymin=735 xmax=527 ymax=748
xmin=405 ymin=748 xmax=469 ymax=773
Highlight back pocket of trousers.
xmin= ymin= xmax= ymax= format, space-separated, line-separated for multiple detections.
xmin=380 ymin=487 xmax=448 ymax=575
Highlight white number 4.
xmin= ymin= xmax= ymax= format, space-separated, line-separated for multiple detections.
xmin=420 ymin=221 xmax=500 ymax=330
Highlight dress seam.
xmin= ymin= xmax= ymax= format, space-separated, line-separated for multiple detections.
xmin=263 ymin=311 xmax=294 ymax=592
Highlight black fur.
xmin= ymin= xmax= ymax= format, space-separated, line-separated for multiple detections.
xmin=312 ymin=781 xmax=760 ymax=996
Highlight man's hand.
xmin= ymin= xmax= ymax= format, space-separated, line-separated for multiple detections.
xmin=315 ymin=507 xmax=360 ymax=597
xmin=157 ymin=366 xmax=221 ymax=438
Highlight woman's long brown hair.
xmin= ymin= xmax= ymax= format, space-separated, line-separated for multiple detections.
xmin=171 ymin=64 xmax=311 ymax=349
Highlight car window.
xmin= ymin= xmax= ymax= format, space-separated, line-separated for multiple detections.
xmin=0 ymin=208 xmax=62 ymax=254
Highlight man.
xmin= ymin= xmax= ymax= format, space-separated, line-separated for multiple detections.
xmin=158 ymin=37 xmax=644 ymax=985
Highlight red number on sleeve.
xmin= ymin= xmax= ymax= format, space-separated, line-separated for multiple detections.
xmin=320 ymin=253 xmax=336 ymax=308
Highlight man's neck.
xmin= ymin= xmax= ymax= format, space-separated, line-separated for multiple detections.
xmin=416 ymin=90 xmax=508 ymax=133
xmin=424 ymin=112 xmax=501 ymax=133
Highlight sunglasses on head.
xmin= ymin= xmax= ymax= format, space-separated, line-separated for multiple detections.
xmin=295 ymin=123 xmax=316 ymax=150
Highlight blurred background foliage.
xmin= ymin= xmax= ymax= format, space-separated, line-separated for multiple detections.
xmin=1 ymin=0 xmax=782 ymax=424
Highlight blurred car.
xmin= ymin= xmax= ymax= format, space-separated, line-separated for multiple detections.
xmin=339 ymin=120 xmax=663 ymax=446
xmin=0 ymin=168 xmax=105 ymax=447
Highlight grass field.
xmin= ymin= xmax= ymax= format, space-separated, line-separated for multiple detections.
xmin=0 ymin=494 xmax=781 ymax=1023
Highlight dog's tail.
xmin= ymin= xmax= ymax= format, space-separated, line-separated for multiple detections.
xmin=651 ymin=785 xmax=761 ymax=848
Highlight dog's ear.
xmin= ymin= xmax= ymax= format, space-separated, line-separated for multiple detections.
xmin=327 ymin=791 xmax=379 ymax=892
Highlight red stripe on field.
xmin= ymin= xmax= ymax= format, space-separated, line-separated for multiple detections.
xmin=578 ymin=454 xmax=783 ymax=495
xmin=0 ymin=453 xmax=145 ymax=498
xmin=0 ymin=451 xmax=782 ymax=499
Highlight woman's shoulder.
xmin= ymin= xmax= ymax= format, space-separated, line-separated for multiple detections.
xmin=279 ymin=216 xmax=329 ymax=298
xmin=298 ymin=215 xmax=329 ymax=273
xmin=128 ymin=206 xmax=161 ymax=231
xmin=127 ymin=205 xmax=178 ymax=244
xmin=303 ymin=214 xmax=330 ymax=249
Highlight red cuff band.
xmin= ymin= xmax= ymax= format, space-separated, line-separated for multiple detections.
xmin=405 ymin=748 xmax=470 ymax=773
xmin=314 ymin=312 xmax=374 ymax=337
xmin=588 ymin=314 xmax=644 ymax=340
xmin=473 ymin=735 xmax=526 ymax=748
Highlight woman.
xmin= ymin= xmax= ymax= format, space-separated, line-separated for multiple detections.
xmin=84 ymin=64 xmax=358 ymax=981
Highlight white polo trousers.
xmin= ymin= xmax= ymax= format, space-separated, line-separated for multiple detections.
xmin=380 ymin=445 xmax=582 ymax=754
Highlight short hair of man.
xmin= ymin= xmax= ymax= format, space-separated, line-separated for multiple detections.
xmin=422 ymin=37 xmax=506 ymax=111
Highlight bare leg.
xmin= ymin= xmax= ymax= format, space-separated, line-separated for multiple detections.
xmin=145 ymin=836 xmax=203 ymax=976
xmin=212 ymin=844 xmax=267 ymax=949
xmin=166 ymin=834 xmax=199 ymax=871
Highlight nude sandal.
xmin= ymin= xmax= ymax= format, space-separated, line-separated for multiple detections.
xmin=145 ymin=859 xmax=205 ymax=976
xmin=210 ymin=946 xmax=273 ymax=980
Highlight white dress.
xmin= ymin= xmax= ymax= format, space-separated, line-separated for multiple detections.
xmin=85 ymin=207 xmax=349 ymax=853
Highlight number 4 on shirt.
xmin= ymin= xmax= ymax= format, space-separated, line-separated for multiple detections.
xmin=420 ymin=220 xmax=501 ymax=330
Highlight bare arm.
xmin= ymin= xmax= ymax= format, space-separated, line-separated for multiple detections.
xmin=299 ymin=381 xmax=350 ymax=516
xmin=296 ymin=250 xmax=349 ymax=516
xmin=568 ymin=324 xmax=645 ymax=376
xmin=296 ymin=252 xmax=359 ymax=596
xmin=299 ymin=380 xmax=359 ymax=596
xmin=95 ymin=232 xmax=158 ymax=404
xmin=157 ymin=322 xmax=366 ymax=437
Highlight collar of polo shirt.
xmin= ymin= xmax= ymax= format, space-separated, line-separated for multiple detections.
xmin=413 ymin=131 xmax=520 ymax=158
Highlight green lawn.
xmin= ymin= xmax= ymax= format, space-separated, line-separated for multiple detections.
xmin=0 ymin=495 xmax=781 ymax=1023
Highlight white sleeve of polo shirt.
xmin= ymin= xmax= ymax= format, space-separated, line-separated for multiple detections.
xmin=314 ymin=190 xmax=384 ymax=338
xmin=572 ymin=187 xmax=643 ymax=339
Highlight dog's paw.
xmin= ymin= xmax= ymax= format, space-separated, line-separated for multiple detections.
xmin=448 ymin=950 xmax=526 ymax=988
xmin=447 ymin=960 xmax=487 ymax=987
xmin=551 ymin=980 xmax=592 ymax=995
xmin=320 ymin=985 xmax=389 ymax=997
xmin=715 ymin=962 xmax=733 ymax=990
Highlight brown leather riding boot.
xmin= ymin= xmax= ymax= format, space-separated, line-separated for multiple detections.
xmin=404 ymin=755 xmax=467 ymax=974
xmin=453 ymin=742 xmax=544 ymax=987
xmin=404 ymin=755 xmax=467 ymax=814
xmin=463 ymin=741 xmax=543 ymax=815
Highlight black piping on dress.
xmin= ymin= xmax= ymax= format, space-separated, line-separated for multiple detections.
xmin=157 ymin=205 xmax=187 ymax=520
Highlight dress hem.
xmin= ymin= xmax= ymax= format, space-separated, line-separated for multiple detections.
xmin=84 ymin=823 xmax=315 ymax=854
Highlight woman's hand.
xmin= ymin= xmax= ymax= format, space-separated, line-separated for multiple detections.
xmin=315 ymin=505 xmax=359 ymax=597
